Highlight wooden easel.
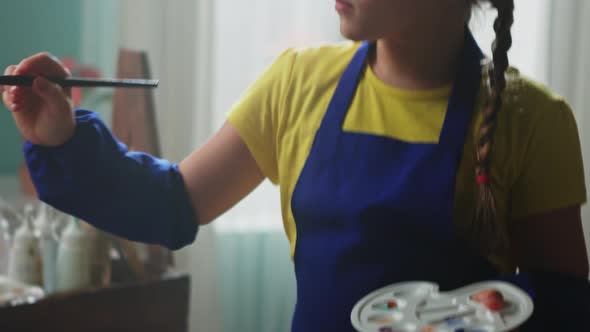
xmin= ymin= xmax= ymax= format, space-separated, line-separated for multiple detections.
xmin=111 ymin=50 xmax=160 ymax=156
xmin=110 ymin=49 xmax=174 ymax=280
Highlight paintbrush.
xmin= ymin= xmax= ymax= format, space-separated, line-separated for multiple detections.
xmin=0 ymin=75 xmax=158 ymax=88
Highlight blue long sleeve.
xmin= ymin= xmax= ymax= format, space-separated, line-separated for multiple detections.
xmin=24 ymin=109 xmax=198 ymax=250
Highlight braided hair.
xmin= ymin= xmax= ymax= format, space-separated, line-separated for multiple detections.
xmin=469 ymin=0 xmax=515 ymax=255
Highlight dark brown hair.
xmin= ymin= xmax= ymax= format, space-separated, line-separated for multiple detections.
xmin=470 ymin=0 xmax=515 ymax=255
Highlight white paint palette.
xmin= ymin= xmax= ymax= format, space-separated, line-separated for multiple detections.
xmin=351 ymin=281 xmax=533 ymax=332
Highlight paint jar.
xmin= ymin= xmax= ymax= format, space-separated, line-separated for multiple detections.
xmin=0 ymin=216 xmax=11 ymax=275
xmin=55 ymin=218 xmax=92 ymax=292
xmin=7 ymin=204 xmax=42 ymax=286
xmin=37 ymin=203 xmax=59 ymax=294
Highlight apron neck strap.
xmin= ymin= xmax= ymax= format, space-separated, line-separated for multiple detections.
xmin=318 ymin=28 xmax=485 ymax=148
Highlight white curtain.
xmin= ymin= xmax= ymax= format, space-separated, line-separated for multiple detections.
xmin=545 ymin=0 xmax=590 ymax=263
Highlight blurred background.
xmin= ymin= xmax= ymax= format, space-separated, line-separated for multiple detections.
xmin=0 ymin=0 xmax=588 ymax=331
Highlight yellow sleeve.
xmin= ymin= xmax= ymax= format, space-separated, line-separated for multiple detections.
xmin=511 ymin=99 xmax=587 ymax=218
xmin=226 ymin=49 xmax=297 ymax=185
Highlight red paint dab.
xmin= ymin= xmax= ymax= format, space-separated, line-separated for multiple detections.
xmin=471 ymin=289 xmax=505 ymax=312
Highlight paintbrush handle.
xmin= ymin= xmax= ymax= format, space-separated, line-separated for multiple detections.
xmin=0 ymin=75 xmax=159 ymax=88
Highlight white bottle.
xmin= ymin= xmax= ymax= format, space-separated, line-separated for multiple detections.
xmin=37 ymin=203 xmax=59 ymax=294
xmin=0 ymin=216 xmax=11 ymax=275
xmin=7 ymin=205 xmax=42 ymax=286
xmin=56 ymin=218 xmax=91 ymax=292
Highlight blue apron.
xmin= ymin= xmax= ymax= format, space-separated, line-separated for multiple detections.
xmin=290 ymin=31 xmax=498 ymax=331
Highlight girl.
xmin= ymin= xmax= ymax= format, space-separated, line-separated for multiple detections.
xmin=3 ymin=0 xmax=588 ymax=330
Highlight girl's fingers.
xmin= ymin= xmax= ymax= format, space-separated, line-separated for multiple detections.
xmin=14 ymin=52 xmax=70 ymax=78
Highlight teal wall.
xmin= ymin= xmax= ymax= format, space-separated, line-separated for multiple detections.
xmin=0 ymin=0 xmax=82 ymax=174
xmin=0 ymin=0 xmax=121 ymax=175
xmin=216 ymin=231 xmax=296 ymax=332
xmin=79 ymin=0 xmax=120 ymax=122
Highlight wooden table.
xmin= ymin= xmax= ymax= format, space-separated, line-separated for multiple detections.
xmin=0 ymin=273 xmax=190 ymax=332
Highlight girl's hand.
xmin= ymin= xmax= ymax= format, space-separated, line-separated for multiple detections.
xmin=2 ymin=52 xmax=75 ymax=146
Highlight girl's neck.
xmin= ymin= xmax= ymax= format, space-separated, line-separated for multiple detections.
xmin=370 ymin=24 xmax=466 ymax=91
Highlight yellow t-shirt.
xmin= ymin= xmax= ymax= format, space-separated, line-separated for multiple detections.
xmin=227 ymin=42 xmax=587 ymax=272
